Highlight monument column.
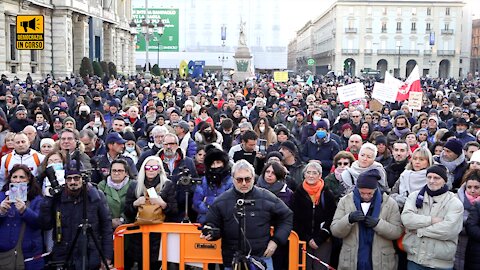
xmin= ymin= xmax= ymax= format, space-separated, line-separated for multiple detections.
xmin=52 ymin=9 xmax=73 ymax=78
xmin=72 ymin=14 xmax=89 ymax=75
xmin=233 ymin=20 xmax=253 ymax=82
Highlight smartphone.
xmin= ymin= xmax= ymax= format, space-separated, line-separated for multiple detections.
xmin=258 ymin=139 xmax=267 ymax=156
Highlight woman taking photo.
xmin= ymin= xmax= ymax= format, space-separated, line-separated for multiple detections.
xmin=254 ymin=117 xmax=277 ymax=147
xmin=98 ymin=159 xmax=134 ymax=229
xmin=291 ymin=161 xmax=336 ymax=270
xmin=0 ymin=165 xmax=44 ymax=270
xmin=124 ymin=156 xmax=177 ymax=270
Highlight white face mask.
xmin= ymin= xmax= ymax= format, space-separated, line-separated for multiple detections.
xmin=313 ymin=115 xmax=322 ymax=122
xmin=259 ymin=126 xmax=265 ymax=133
xmin=125 ymin=146 xmax=135 ymax=153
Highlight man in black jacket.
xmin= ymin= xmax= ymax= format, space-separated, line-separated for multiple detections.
xmin=201 ymin=159 xmax=293 ymax=269
xmin=385 ymin=140 xmax=410 ymax=189
xmin=40 ymin=161 xmax=113 ymax=270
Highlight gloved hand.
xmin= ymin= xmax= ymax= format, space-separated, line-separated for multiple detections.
xmin=348 ymin=210 xmax=365 ymax=224
xmin=364 ymin=216 xmax=380 ymax=228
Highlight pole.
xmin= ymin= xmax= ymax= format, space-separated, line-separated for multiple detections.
xmin=397 ymin=45 xmax=401 ymax=78
xmin=157 ymin=42 xmax=160 ymax=66
xmin=145 ymin=0 xmax=150 ymax=74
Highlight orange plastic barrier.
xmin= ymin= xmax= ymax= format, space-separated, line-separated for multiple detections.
xmin=113 ymin=223 xmax=306 ymax=270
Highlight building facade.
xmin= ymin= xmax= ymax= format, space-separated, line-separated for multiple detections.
xmin=472 ymin=19 xmax=480 ymax=75
xmin=288 ymin=0 xmax=469 ymax=79
xmin=0 ymin=0 xmax=136 ymax=80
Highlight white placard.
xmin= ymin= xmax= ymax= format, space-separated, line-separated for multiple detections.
xmin=372 ymin=82 xmax=397 ymax=103
xmin=408 ymin=91 xmax=423 ymax=110
xmin=337 ymin=82 xmax=365 ymax=103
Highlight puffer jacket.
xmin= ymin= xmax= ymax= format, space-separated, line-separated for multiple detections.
xmin=192 ymin=175 xmax=233 ymax=224
xmin=401 ymin=190 xmax=463 ymax=269
xmin=39 ymin=186 xmax=113 ymax=270
xmin=0 ymin=149 xmax=45 ymax=189
xmin=331 ymin=192 xmax=402 ymax=270
xmin=204 ymin=186 xmax=293 ymax=268
xmin=301 ymin=135 xmax=340 ymax=178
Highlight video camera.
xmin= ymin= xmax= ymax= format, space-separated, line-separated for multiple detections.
xmin=177 ymin=167 xmax=203 ymax=186
xmin=43 ymin=166 xmax=63 ymax=197
xmin=201 ymin=225 xmax=221 ymax=238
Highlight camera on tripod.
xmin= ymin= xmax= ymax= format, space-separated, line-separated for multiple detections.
xmin=177 ymin=167 xmax=203 ymax=186
xmin=236 ymin=199 xmax=255 ymax=207
xmin=44 ymin=166 xmax=63 ymax=197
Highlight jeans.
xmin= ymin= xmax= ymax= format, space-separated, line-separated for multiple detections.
xmin=224 ymin=257 xmax=274 ymax=270
xmin=407 ymin=261 xmax=453 ymax=270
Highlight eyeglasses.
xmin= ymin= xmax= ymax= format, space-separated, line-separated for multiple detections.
xmin=112 ymin=169 xmax=126 ymax=174
xmin=60 ymin=137 xmax=75 ymax=141
xmin=352 ymin=115 xmax=361 ymax=118
xmin=163 ymin=142 xmax=177 ymax=146
xmin=336 ymin=162 xmax=350 ymax=167
xmin=144 ymin=165 xmax=160 ymax=171
xmin=66 ymin=175 xmax=81 ymax=182
xmin=305 ymin=171 xmax=320 ymax=176
xmin=234 ymin=177 xmax=253 ymax=184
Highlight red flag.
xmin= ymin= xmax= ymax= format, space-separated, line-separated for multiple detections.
xmin=396 ymin=65 xmax=421 ymax=101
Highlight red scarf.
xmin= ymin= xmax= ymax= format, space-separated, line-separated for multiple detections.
xmin=302 ymin=179 xmax=324 ymax=205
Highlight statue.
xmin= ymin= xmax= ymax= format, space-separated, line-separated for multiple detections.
xmin=238 ymin=20 xmax=247 ymax=46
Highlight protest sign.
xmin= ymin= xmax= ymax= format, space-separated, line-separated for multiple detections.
xmin=372 ymin=82 xmax=397 ymax=102
xmin=408 ymin=91 xmax=423 ymax=110
xmin=337 ymin=83 xmax=365 ymax=103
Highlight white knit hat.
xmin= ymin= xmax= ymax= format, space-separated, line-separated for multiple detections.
xmin=40 ymin=138 xmax=55 ymax=148
xmin=471 ymin=150 xmax=480 ymax=163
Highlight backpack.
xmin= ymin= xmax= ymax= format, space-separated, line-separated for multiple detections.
xmin=5 ymin=152 xmax=41 ymax=176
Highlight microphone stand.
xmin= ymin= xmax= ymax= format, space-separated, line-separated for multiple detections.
xmin=232 ymin=200 xmax=249 ymax=270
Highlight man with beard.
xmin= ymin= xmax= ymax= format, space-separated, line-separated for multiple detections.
xmin=9 ymin=105 xmax=33 ymax=132
xmin=346 ymin=134 xmax=363 ymax=160
xmin=173 ymin=120 xmax=197 ymax=158
xmin=89 ymin=91 xmax=104 ymax=113
xmin=455 ymin=118 xmax=475 ymax=146
xmin=159 ymin=133 xmax=198 ymax=222
xmin=0 ymin=132 xmax=44 ymax=189
xmin=434 ymin=138 xmax=469 ymax=190
xmin=446 ymin=107 xmax=463 ymax=129
xmin=385 ymin=140 xmax=410 ymax=189
xmin=40 ymin=160 xmax=113 ymax=270
xmin=386 ymin=115 xmax=411 ymax=146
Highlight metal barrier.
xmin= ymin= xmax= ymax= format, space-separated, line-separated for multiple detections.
xmin=113 ymin=223 xmax=306 ymax=270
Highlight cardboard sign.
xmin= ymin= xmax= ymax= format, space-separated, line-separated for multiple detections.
xmin=372 ymin=82 xmax=397 ymax=103
xmin=408 ymin=91 xmax=423 ymax=110
xmin=337 ymin=83 xmax=365 ymax=103
xmin=369 ymin=99 xmax=384 ymax=112
xmin=273 ymin=71 xmax=288 ymax=82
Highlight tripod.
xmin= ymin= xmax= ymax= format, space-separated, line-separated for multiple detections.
xmin=232 ymin=199 xmax=252 ymax=270
xmin=182 ymin=189 xmax=191 ymax=223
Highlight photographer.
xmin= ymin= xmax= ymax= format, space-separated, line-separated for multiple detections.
xmin=39 ymin=161 xmax=113 ymax=270
xmin=201 ymin=159 xmax=293 ymax=270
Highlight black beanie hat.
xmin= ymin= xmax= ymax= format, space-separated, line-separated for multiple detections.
xmin=426 ymin=165 xmax=448 ymax=182
xmin=444 ymin=138 xmax=463 ymax=157
xmin=204 ymin=145 xmax=229 ymax=169
xmin=357 ymin=169 xmax=381 ymax=189
xmin=280 ymin=141 xmax=298 ymax=156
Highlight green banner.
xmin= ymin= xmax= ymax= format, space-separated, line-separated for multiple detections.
xmin=132 ymin=8 xmax=179 ymax=52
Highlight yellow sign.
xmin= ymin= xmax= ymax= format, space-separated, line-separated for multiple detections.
xmin=16 ymin=15 xmax=44 ymax=50
xmin=273 ymin=71 xmax=288 ymax=82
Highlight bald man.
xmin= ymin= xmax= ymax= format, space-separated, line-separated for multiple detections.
xmin=23 ymin=125 xmax=41 ymax=151
xmin=347 ymin=134 xmax=363 ymax=160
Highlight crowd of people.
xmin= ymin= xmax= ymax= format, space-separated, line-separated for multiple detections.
xmin=0 ymin=71 xmax=479 ymax=270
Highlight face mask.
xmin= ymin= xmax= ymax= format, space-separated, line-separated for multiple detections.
xmin=259 ymin=126 xmax=265 ymax=133
xmin=94 ymin=117 xmax=101 ymax=123
xmin=316 ymin=130 xmax=327 ymax=139
xmin=397 ymin=126 xmax=407 ymax=130
xmin=313 ymin=115 xmax=321 ymax=122
xmin=66 ymin=91 xmax=72 ymax=95
xmin=80 ymin=111 xmax=87 ymax=117
xmin=206 ymin=166 xmax=229 ymax=184
xmin=125 ymin=146 xmax=135 ymax=152
xmin=48 ymin=163 xmax=64 ymax=171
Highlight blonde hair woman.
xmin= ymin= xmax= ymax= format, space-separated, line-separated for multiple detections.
xmin=124 ymin=156 xmax=178 ymax=270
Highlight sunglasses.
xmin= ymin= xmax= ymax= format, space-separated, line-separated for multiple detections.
xmin=144 ymin=165 xmax=160 ymax=171
xmin=337 ymin=162 xmax=350 ymax=166
xmin=235 ymin=177 xmax=253 ymax=184
xmin=66 ymin=175 xmax=81 ymax=182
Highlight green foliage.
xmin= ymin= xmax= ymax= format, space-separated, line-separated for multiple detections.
xmin=151 ymin=64 xmax=161 ymax=76
xmin=100 ymin=61 xmax=109 ymax=77
xmin=108 ymin=62 xmax=117 ymax=78
xmin=92 ymin=61 xmax=104 ymax=77
xmin=79 ymin=57 xmax=93 ymax=78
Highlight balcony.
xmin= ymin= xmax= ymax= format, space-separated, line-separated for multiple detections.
xmin=424 ymin=50 xmax=432 ymax=56
xmin=377 ymin=49 xmax=398 ymax=55
xmin=396 ymin=28 xmax=402 ymax=33
xmin=365 ymin=28 xmax=372 ymax=33
xmin=400 ymin=50 xmax=420 ymax=56
xmin=364 ymin=49 xmax=373 ymax=55
xmin=342 ymin=49 xmax=359 ymax=55
xmin=441 ymin=29 xmax=454 ymax=35
xmin=438 ymin=50 xmax=455 ymax=56
xmin=345 ymin=28 xmax=357 ymax=33
xmin=381 ymin=28 xmax=387 ymax=33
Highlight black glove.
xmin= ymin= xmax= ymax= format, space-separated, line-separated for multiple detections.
xmin=364 ymin=216 xmax=380 ymax=228
xmin=348 ymin=210 xmax=365 ymax=224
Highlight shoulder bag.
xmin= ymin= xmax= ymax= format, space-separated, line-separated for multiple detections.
xmin=0 ymin=222 xmax=26 ymax=270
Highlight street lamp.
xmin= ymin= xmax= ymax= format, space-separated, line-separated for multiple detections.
xmin=156 ymin=19 xmax=165 ymax=66
xmin=219 ymin=25 xmax=227 ymax=81
xmin=397 ymin=45 xmax=402 ymax=78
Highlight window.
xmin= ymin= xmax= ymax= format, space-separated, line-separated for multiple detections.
xmin=9 ymin=25 xmax=16 ymax=61
xmin=411 ymin=22 xmax=416 ymax=31
xmin=446 ymin=8 xmax=450 ymax=15
xmin=445 ymin=23 xmax=450 ymax=30
xmin=31 ymin=50 xmax=37 ymax=62
xmin=382 ymin=7 xmax=387 ymax=15
xmin=412 ymin=8 xmax=417 ymax=16
xmin=397 ymin=22 xmax=402 ymax=31
xmin=397 ymin=8 xmax=402 ymax=16
xmin=426 ymin=23 xmax=431 ymax=31
xmin=381 ymin=22 xmax=387 ymax=32
xmin=427 ymin=8 xmax=431 ymax=16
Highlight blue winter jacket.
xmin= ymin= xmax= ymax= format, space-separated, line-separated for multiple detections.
xmin=301 ymin=134 xmax=340 ymax=178
xmin=192 ymin=175 xmax=233 ymax=224
xmin=0 ymin=193 xmax=44 ymax=270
